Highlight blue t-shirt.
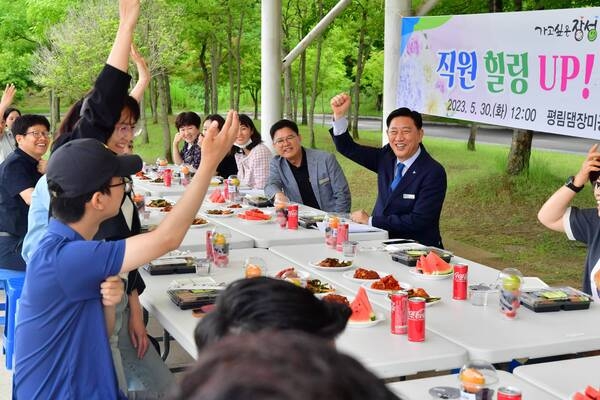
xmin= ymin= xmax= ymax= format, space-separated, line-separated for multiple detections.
xmin=15 ymin=219 xmax=125 ymax=399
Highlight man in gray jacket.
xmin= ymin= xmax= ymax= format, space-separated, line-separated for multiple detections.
xmin=264 ymin=119 xmax=351 ymax=213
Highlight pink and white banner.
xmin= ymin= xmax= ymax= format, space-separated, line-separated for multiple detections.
xmin=397 ymin=8 xmax=600 ymax=139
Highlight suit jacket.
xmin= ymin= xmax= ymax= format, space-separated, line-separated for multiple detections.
xmin=264 ymin=147 xmax=351 ymax=213
xmin=331 ymin=129 xmax=446 ymax=247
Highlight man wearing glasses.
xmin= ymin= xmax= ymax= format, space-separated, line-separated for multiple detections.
xmin=0 ymin=114 xmax=50 ymax=269
xmin=265 ymin=119 xmax=351 ymax=213
xmin=538 ymin=144 xmax=600 ymax=300
xmin=329 ymin=93 xmax=447 ymax=248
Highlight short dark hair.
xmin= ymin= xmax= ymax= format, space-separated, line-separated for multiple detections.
xmin=122 ymin=95 xmax=141 ymax=123
xmin=173 ymin=330 xmax=402 ymax=400
xmin=239 ymin=114 xmax=262 ymax=150
xmin=175 ymin=112 xmax=201 ymax=130
xmin=48 ymin=178 xmax=112 ymax=223
xmin=386 ymin=107 xmax=423 ymax=130
xmin=269 ymin=119 xmax=299 ymax=140
xmin=12 ymin=114 xmax=51 ymax=136
xmin=194 ymin=277 xmax=351 ymax=352
xmin=3 ymin=107 xmax=20 ymax=121
xmin=205 ymin=114 xmax=225 ymax=130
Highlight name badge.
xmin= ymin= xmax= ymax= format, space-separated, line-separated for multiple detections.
xmin=403 ymin=194 xmax=415 ymax=199
xmin=318 ymin=177 xmax=330 ymax=185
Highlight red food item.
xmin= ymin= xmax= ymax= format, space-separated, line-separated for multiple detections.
xmin=371 ymin=275 xmax=402 ymax=291
xmin=349 ymin=287 xmax=376 ymax=322
xmin=586 ymin=386 xmax=600 ymax=399
xmin=275 ymin=267 xmax=297 ymax=279
xmin=238 ymin=209 xmax=271 ymax=220
xmin=322 ymin=294 xmax=350 ymax=307
xmin=573 ymin=393 xmax=594 ymax=400
xmin=353 ymin=268 xmax=380 ymax=280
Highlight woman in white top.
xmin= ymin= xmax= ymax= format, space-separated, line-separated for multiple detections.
xmin=234 ymin=114 xmax=272 ymax=189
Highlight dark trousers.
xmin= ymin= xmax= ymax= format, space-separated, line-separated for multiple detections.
xmin=0 ymin=236 xmax=26 ymax=270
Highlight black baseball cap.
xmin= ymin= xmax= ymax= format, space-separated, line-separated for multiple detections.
xmin=47 ymin=138 xmax=142 ymax=198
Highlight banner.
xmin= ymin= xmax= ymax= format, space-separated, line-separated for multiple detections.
xmin=396 ymin=8 xmax=600 ymax=139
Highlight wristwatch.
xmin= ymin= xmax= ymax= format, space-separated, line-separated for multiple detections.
xmin=565 ymin=176 xmax=584 ymax=193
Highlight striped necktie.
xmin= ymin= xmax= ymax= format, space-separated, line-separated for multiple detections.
xmin=390 ymin=162 xmax=404 ymax=191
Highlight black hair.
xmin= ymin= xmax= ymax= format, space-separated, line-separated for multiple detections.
xmin=238 ymin=114 xmax=262 ymax=151
xmin=589 ymin=171 xmax=600 ymax=184
xmin=204 ymin=114 xmax=225 ymax=130
xmin=3 ymin=107 xmax=21 ymax=121
xmin=175 ymin=111 xmax=201 ymax=130
xmin=172 ymin=330 xmax=402 ymax=400
xmin=12 ymin=114 xmax=50 ymax=136
xmin=269 ymin=119 xmax=299 ymax=140
xmin=48 ymin=178 xmax=112 ymax=223
xmin=194 ymin=277 xmax=351 ymax=352
xmin=52 ymin=95 xmax=140 ymax=153
xmin=386 ymin=107 xmax=423 ymax=130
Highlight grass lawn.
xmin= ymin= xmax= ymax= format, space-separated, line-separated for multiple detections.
xmin=128 ymin=115 xmax=593 ymax=289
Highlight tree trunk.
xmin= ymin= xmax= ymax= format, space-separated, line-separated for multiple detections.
xmin=250 ymin=87 xmax=259 ymax=119
xmin=506 ymin=129 xmax=533 ymax=175
xmin=138 ymin=95 xmax=149 ymax=144
xmin=309 ymin=40 xmax=323 ymax=149
xmin=351 ymin=8 xmax=369 ymax=140
xmin=199 ymin=42 xmax=211 ymax=117
xmin=235 ymin=10 xmax=244 ymax=111
xmin=227 ymin=11 xmax=235 ymax=110
xmin=209 ymin=40 xmax=221 ymax=114
xmin=300 ymin=50 xmax=307 ymax=125
xmin=309 ymin=0 xmax=324 ymax=149
xmin=157 ymin=72 xmax=172 ymax=162
xmin=283 ymin=64 xmax=293 ymax=120
xmin=467 ymin=123 xmax=477 ymax=151
xmin=165 ymin=74 xmax=172 ymax=115
xmin=49 ymin=90 xmax=60 ymax=133
xmin=149 ymin=77 xmax=158 ymax=124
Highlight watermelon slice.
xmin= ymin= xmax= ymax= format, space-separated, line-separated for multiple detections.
xmin=425 ymin=251 xmax=453 ymax=275
xmin=350 ymin=287 xmax=376 ymax=322
xmin=585 ymin=386 xmax=600 ymax=399
xmin=573 ymin=392 xmax=594 ymax=400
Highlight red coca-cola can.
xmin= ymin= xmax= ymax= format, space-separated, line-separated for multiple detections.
xmin=336 ymin=223 xmax=349 ymax=251
xmin=407 ymin=297 xmax=426 ymax=342
xmin=497 ymin=386 xmax=522 ymax=400
xmin=205 ymin=230 xmax=214 ymax=261
xmin=390 ymin=291 xmax=408 ymax=335
xmin=287 ymin=204 xmax=299 ymax=230
xmin=453 ymin=263 xmax=468 ymax=300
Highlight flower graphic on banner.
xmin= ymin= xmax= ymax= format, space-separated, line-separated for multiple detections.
xmin=397 ymin=33 xmax=446 ymax=114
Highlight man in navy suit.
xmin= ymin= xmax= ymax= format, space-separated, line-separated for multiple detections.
xmin=329 ymin=93 xmax=447 ymax=248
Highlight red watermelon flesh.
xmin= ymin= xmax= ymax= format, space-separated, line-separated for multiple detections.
xmin=350 ymin=287 xmax=376 ymax=322
xmin=417 ymin=254 xmax=435 ymax=274
xmin=585 ymin=386 xmax=600 ymax=399
xmin=425 ymin=251 xmax=453 ymax=275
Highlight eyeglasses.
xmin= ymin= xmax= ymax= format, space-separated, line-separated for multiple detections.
xmin=108 ymin=177 xmax=132 ymax=194
xmin=273 ymin=134 xmax=298 ymax=146
xmin=115 ymin=124 xmax=136 ymax=135
xmin=25 ymin=130 xmax=51 ymax=139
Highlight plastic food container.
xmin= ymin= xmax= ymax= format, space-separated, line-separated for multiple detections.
xmin=468 ymin=284 xmax=498 ymax=306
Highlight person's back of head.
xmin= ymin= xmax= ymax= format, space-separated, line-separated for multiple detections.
xmin=194 ymin=277 xmax=351 ymax=352
xmin=173 ymin=330 xmax=402 ymax=400
xmin=46 ymin=138 xmax=142 ymax=224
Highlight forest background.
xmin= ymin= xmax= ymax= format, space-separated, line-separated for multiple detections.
xmin=0 ymin=0 xmax=598 ymax=288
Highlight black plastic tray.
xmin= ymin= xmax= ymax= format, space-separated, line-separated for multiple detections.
xmin=520 ymin=286 xmax=591 ymax=312
xmin=145 ymin=257 xmax=196 ymax=275
xmin=168 ymin=289 xmax=221 ymax=310
xmin=390 ymin=247 xmax=453 ymax=267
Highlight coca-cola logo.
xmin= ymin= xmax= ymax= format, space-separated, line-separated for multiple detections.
xmin=454 ymin=272 xmax=467 ymax=282
xmin=408 ymin=310 xmax=424 ymax=320
xmin=288 ymin=209 xmax=298 ymax=217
